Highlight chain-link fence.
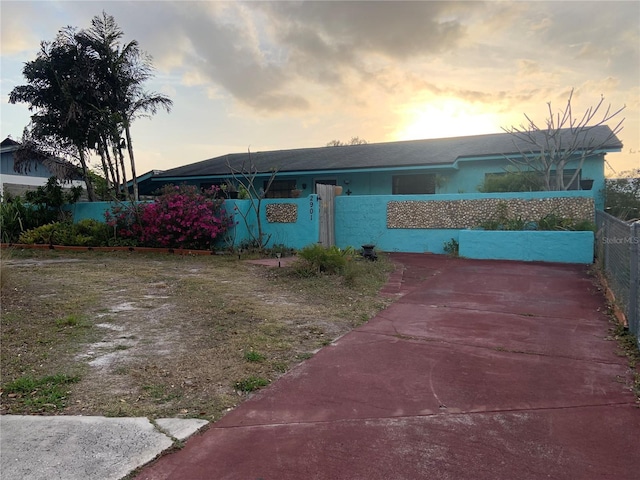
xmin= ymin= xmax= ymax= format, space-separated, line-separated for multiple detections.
xmin=595 ymin=211 xmax=639 ymax=347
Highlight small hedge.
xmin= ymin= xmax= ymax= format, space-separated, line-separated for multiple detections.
xmin=18 ymin=219 xmax=113 ymax=247
xmin=293 ymin=244 xmax=357 ymax=276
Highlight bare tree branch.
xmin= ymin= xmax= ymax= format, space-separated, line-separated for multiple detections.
xmin=502 ymin=89 xmax=625 ymax=190
xmin=226 ymin=150 xmax=279 ymax=251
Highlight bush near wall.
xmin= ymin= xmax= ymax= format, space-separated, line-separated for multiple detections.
xmin=104 ymin=185 xmax=234 ymax=250
xmin=0 ymin=177 xmax=83 ymax=243
xmin=15 ymin=185 xmax=234 ymax=250
xmin=17 ymin=219 xmax=112 ymax=246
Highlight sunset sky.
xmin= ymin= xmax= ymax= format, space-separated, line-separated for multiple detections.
xmin=1 ymin=1 xmax=638 ymax=177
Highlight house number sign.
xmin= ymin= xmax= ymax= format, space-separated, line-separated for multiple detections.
xmin=309 ymin=196 xmax=314 ymax=221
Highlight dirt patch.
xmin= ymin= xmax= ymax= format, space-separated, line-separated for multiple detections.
xmin=1 ymin=249 xmax=394 ymax=421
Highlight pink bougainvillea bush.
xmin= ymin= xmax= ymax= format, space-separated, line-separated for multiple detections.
xmin=105 ymin=185 xmax=234 ymax=250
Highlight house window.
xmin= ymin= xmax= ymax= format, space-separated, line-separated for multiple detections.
xmin=482 ymin=169 xmax=581 ymax=191
xmin=265 ymin=179 xmax=296 ymax=198
xmin=550 ymin=169 xmax=580 ymax=190
xmin=392 ymin=174 xmax=436 ymax=194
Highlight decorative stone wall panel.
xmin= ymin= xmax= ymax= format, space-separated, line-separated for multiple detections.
xmin=387 ymin=197 xmax=594 ymax=229
xmin=266 ymin=203 xmax=298 ymax=223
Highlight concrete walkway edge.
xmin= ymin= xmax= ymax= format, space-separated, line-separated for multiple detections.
xmin=0 ymin=415 xmax=207 ymax=480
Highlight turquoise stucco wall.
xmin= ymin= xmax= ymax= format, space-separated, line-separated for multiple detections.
xmin=333 ymin=194 xmax=459 ymax=253
xmin=67 ymin=196 xmax=320 ymax=251
xmin=65 ymin=191 xmax=595 ymax=262
xmin=334 ymin=191 xmax=595 ymax=255
xmin=224 ymin=196 xmax=319 ymax=250
xmin=65 ymin=201 xmax=133 ymax=222
xmin=458 ymin=230 xmax=594 ymax=264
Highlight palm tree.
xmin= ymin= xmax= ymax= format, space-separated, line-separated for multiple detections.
xmin=77 ymin=13 xmax=172 ymax=200
xmin=10 ymin=27 xmax=100 ymax=200
xmin=10 ymin=13 xmax=171 ymax=201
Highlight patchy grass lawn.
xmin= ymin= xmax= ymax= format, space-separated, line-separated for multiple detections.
xmin=0 ymin=248 xmax=394 ymax=421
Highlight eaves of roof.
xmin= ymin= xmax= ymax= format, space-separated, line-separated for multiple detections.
xmin=152 ymin=162 xmax=457 ymax=182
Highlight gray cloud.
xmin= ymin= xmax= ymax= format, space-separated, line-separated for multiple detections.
xmin=5 ymin=1 xmax=638 ymax=118
xmin=261 ymin=1 xmax=472 ymax=59
xmin=144 ymin=1 xmax=485 ymax=113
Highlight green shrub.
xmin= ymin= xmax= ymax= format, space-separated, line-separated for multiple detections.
xmin=1 ymin=196 xmax=38 ymax=243
xmin=294 ymin=244 xmax=352 ymax=275
xmin=443 ymin=238 xmax=459 ymax=256
xmin=477 ymin=202 xmax=528 ymax=231
xmin=571 ymin=219 xmax=597 ymax=232
xmin=605 ymin=171 xmax=640 ymax=220
xmin=478 ymin=208 xmax=596 ymax=232
xmin=479 ymin=171 xmax=544 ymax=193
xmin=23 ymin=177 xmax=82 ymax=225
xmin=537 ymin=213 xmax=572 ymax=231
xmin=18 ymin=219 xmax=113 ymax=246
xmin=1 ymin=178 xmax=83 ymax=243
xmin=73 ymin=219 xmax=112 ymax=245
xmin=18 ymin=222 xmax=65 ymax=244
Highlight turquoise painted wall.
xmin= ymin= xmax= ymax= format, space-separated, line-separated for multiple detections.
xmin=332 ymin=194 xmax=460 ymax=253
xmin=65 ymin=191 xmax=595 ymax=263
xmin=223 ymin=196 xmax=319 ymax=250
xmin=67 ymin=196 xmax=320 ymax=251
xmin=334 ymin=191 xmax=595 ymax=255
xmin=66 ymin=201 xmax=137 ymax=222
xmin=458 ymin=230 xmax=594 ymax=264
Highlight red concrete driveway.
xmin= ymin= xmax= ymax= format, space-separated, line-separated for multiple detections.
xmin=137 ymin=254 xmax=639 ymax=480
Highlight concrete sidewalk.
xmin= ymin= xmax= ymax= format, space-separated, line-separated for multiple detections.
xmin=0 ymin=415 xmax=208 ymax=480
xmin=135 ymin=254 xmax=640 ymax=480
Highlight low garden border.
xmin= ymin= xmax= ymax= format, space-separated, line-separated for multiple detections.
xmin=0 ymin=243 xmax=217 ymax=256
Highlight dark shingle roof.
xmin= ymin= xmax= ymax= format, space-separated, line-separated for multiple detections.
xmin=1 ymin=137 xmax=20 ymax=149
xmin=157 ymin=125 xmax=622 ymax=178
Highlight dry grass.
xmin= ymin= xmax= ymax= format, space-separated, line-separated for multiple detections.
xmin=0 ymin=248 xmax=394 ymax=421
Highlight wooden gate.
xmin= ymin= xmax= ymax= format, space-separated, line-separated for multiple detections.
xmin=316 ymin=183 xmax=336 ymax=247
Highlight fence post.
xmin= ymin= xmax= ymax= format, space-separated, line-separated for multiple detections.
xmin=630 ymin=222 xmax=639 ymax=340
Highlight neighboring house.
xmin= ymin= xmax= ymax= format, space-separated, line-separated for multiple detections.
xmin=0 ymin=137 xmax=84 ymax=198
xmin=135 ymin=126 xmax=622 ymax=206
xmin=125 ymin=170 xmax=165 ymax=199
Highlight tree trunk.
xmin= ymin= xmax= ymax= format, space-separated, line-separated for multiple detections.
xmin=110 ymin=143 xmax=122 ymax=196
xmin=555 ymin=160 xmax=566 ymax=191
xmin=97 ymin=143 xmax=110 ymax=188
xmin=125 ymin=124 xmax=139 ymax=201
xmin=78 ymin=148 xmax=96 ymax=201
xmin=100 ymin=134 xmax=118 ymax=192
xmin=542 ymin=163 xmax=552 ymax=191
xmin=102 ymin=140 xmax=118 ymax=195
xmin=117 ymin=145 xmax=132 ymax=201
